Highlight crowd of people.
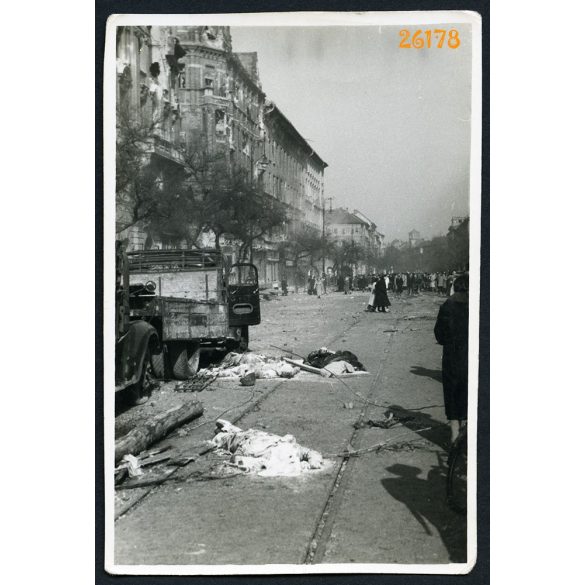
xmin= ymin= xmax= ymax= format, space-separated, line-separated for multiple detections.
xmin=303 ymin=270 xmax=465 ymax=299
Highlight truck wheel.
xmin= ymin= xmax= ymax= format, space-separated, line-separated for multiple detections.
xmin=131 ymin=348 xmax=155 ymax=404
xmin=150 ymin=344 xmax=166 ymax=379
xmin=169 ymin=343 xmax=199 ymax=380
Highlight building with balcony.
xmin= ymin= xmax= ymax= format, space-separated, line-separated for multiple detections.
xmin=115 ymin=25 xmax=328 ymax=287
xmin=115 ymin=26 xmax=186 ymax=249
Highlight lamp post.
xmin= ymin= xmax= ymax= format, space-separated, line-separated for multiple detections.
xmin=251 ymin=154 xmax=271 ymax=269
xmin=322 ymin=196 xmax=333 ymax=277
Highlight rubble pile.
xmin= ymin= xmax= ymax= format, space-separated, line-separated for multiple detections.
xmin=209 ymin=420 xmax=326 ymax=477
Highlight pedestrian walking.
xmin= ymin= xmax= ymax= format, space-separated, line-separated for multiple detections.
xmin=343 ymin=275 xmax=350 ymax=295
xmin=434 ymin=273 xmax=469 ymax=444
xmin=373 ymin=274 xmax=391 ymax=312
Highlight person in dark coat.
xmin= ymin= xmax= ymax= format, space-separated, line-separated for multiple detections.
xmin=434 ymin=273 xmax=469 ymax=444
xmin=373 ymin=275 xmax=391 ymax=312
xmin=396 ymin=274 xmax=404 ymax=295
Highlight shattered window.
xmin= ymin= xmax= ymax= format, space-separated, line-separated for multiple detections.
xmin=215 ymin=110 xmax=227 ymax=135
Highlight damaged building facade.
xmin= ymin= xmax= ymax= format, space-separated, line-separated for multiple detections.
xmin=115 ymin=25 xmax=327 ymax=287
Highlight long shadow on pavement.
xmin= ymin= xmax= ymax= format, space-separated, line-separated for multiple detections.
xmin=381 ymin=459 xmax=467 ymax=563
xmin=385 ymin=404 xmax=451 ymax=451
xmin=410 ymin=366 xmax=443 ymax=383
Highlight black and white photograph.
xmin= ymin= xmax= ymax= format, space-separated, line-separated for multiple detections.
xmin=104 ymin=11 xmax=482 ymax=575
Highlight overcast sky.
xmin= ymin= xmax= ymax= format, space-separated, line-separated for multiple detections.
xmin=231 ymin=25 xmax=472 ymax=242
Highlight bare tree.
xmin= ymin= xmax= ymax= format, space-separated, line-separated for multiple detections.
xmin=181 ymin=142 xmax=289 ymax=257
xmin=331 ymin=240 xmax=367 ymax=275
xmin=115 ymin=105 xmax=187 ymax=238
xmin=279 ymin=226 xmax=335 ymax=291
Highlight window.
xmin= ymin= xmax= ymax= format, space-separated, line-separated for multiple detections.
xmin=215 ymin=110 xmax=226 ymax=135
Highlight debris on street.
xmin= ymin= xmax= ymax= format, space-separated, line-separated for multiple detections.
xmin=353 ymin=416 xmax=399 ymax=430
xmin=282 ymin=356 xmax=331 ymax=377
xmin=119 ymin=454 xmax=143 ymax=478
xmin=270 ymin=344 xmax=369 ymax=377
xmin=115 ymin=401 xmax=204 ymax=465
xmin=240 ymin=372 xmax=256 ymax=386
xmin=306 ymin=347 xmax=366 ymax=372
xmin=197 ymin=351 xmax=301 ymax=380
xmin=175 ymin=374 xmax=218 ymax=392
xmin=209 ymin=419 xmax=326 ymax=477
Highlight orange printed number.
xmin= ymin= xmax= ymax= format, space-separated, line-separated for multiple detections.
xmin=399 ymin=29 xmax=411 ymax=48
xmin=411 ymin=30 xmax=424 ymax=48
xmin=448 ymin=29 xmax=461 ymax=48
xmin=434 ymin=29 xmax=446 ymax=48
xmin=399 ymin=28 xmax=460 ymax=48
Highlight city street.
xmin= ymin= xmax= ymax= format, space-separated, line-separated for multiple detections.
xmin=113 ymin=289 xmax=467 ymax=567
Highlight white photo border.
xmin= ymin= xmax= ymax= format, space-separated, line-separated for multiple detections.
xmin=104 ymin=10 xmax=482 ymax=576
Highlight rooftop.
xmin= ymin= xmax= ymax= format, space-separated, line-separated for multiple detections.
xmin=326 ymin=208 xmax=369 ymax=226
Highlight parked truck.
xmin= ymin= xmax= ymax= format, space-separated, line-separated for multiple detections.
xmin=115 ymin=244 xmax=261 ymax=402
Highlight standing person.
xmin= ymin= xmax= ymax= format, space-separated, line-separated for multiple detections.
xmin=315 ymin=273 xmax=324 ymax=298
xmin=396 ymin=273 xmax=404 ymax=296
xmin=430 ymin=272 xmax=437 ymax=292
xmin=366 ymin=277 xmax=376 ymax=312
xmin=438 ymin=272 xmax=445 ymax=295
xmin=373 ymin=274 xmax=391 ymax=312
xmin=343 ymin=275 xmax=350 ymax=295
xmin=445 ymin=273 xmax=453 ymax=297
xmin=434 ymin=273 xmax=469 ymax=444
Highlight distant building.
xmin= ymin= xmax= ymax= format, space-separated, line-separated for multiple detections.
xmin=408 ymin=229 xmax=422 ymax=248
xmin=325 ymin=207 xmax=384 ymax=274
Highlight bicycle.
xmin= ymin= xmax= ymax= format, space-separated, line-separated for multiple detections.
xmin=446 ymin=423 xmax=467 ymax=515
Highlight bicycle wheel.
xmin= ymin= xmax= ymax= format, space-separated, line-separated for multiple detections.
xmin=447 ymin=431 xmax=467 ymax=515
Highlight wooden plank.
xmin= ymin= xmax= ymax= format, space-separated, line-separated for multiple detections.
xmin=282 ymin=357 xmax=332 ymax=377
xmin=129 ymin=269 xmax=219 ymax=302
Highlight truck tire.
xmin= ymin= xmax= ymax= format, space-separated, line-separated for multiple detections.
xmin=169 ymin=342 xmax=200 ymax=380
xmin=150 ymin=344 xmax=166 ymax=379
xmin=130 ymin=347 xmax=155 ymax=404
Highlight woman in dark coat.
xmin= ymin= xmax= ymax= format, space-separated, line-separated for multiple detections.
xmin=434 ymin=273 xmax=469 ymax=444
xmin=373 ymin=275 xmax=391 ymax=312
